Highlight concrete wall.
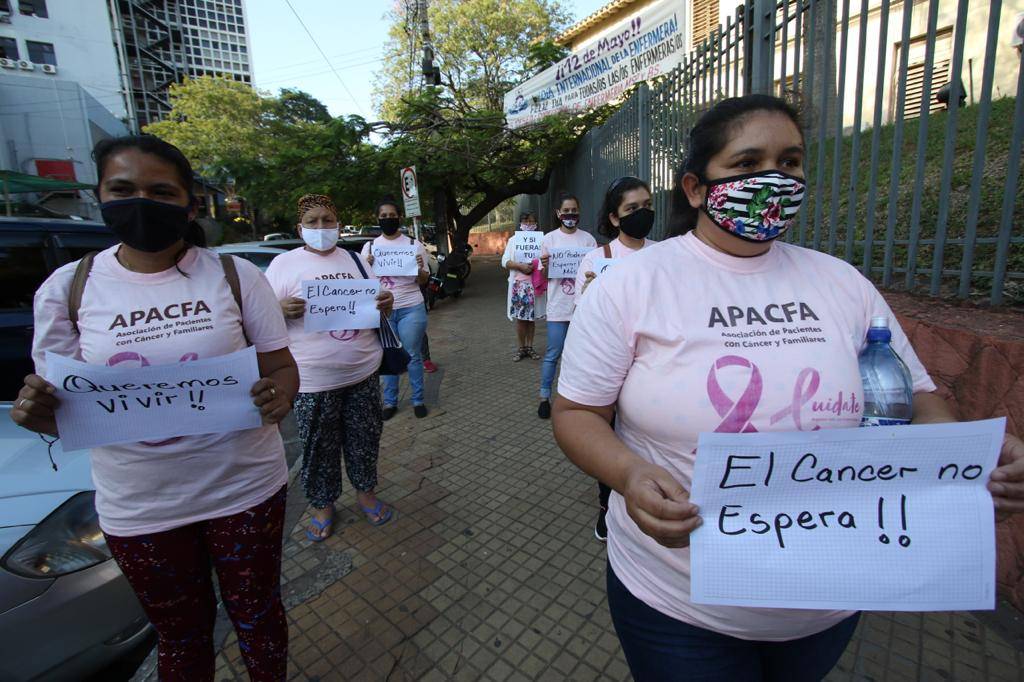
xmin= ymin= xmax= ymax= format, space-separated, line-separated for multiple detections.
xmin=468 ymin=230 xmax=515 ymax=256
xmin=887 ymin=292 xmax=1024 ymax=612
xmin=0 ymin=0 xmax=126 ymax=119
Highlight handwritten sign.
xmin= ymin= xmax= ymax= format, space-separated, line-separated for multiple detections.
xmin=46 ymin=347 xmax=262 ymax=451
xmin=689 ymin=419 xmax=1004 ymax=611
xmin=509 ymin=232 xmax=542 ymax=265
xmin=303 ymin=279 xmax=381 ymax=333
xmin=592 ymin=257 xmax=616 ymax=276
xmin=547 ymin=247 xmax=591 ymax=279
xmin=371 ymin=244 xmax=419 ymax=276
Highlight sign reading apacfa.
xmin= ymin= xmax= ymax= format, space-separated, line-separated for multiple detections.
xmin=400 ymin=166 xmax=422 ymax=217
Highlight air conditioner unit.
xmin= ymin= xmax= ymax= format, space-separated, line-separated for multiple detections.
xmin=18 ymin=60 xmax=34 ymax=71
xmin=41 ymin=64 xmax=56 ymax=74
xmin=0 ymin=58 xmax=15 ymax=69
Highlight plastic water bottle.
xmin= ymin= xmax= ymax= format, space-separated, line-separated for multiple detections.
xmin=859 ymin=316 xmax=913 ymax=427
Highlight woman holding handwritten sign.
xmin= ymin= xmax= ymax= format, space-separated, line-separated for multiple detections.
xmin=11 ymin=136 xmax=299 ymax=681
xmin=577 ymin=177 xmax=656 ymax=543
xmin=361 ymin=198 xmax=431 ymax=420
xmin=552 ymin=96 xmax=1024 ymax=681
xmin=266 ymin=194 xmax=396 ymax=538
xmin=501 ymin=211 xmax=543 ymax=362
xmin=537 ymin=192 xmax=596 ymax=420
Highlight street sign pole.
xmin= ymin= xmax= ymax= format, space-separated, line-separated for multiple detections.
xmin=400 ymin=165 xmax=423 ymax=242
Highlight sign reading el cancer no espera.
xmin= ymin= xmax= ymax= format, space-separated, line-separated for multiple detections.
xmin=503 ymin=0 xmax=685 ymax=129
xmin=688 ymin=419 xmax=1005 ymax=612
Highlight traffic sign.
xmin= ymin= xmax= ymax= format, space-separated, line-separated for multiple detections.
xmin=400 ymin=166 xmax=422 ymax=217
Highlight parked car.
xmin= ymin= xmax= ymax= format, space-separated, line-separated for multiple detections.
xmin=262 ymin=232 xmax=292 ymax=242
xmin=214 ymin=243 xmax=289 ymax=271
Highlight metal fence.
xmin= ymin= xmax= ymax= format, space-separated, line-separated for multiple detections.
xmin=527 ymin=0 xmax=1024 ymax=305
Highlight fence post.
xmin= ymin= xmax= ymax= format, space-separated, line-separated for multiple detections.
xmin=745 ymin=0 xmax=773 ymax=94
xmin=638 ymin=83 xmax=651 ymax=182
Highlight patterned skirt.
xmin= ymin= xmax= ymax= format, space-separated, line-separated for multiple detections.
xmin=509 ymin=280 xmax=536 ymax=321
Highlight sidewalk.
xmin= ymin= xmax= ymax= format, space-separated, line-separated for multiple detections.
xmin=211 ymin=256 xmax=1024 ymax=681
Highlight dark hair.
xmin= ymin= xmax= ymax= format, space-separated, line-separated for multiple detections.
xmin=519 ymin=211 xmax=535 ymax=222
xmin=554 ymin=191 xmax=580 ymax=228
xmin=598 ymin=176 xmax=651 ymax=239
xmin=376 ymin=196 xmax=401 ymax=217
xmin=667 ymin=95 xmax=803 ymax=236
xmin=92 ymin=135 xmax=207 ymax=250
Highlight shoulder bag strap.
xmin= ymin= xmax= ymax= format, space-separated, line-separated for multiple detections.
xmin=218 ymin=253 xmax=250 ymax=346
xmin=350 ymin=250 xmax=400 ymax=348
xmin=347 ymin=248 xmax=370 ymax=278
xmin=603 ymin=242 xmax=612 ymax=259
xmin=68 ymin=251 xmax=98 ymax=335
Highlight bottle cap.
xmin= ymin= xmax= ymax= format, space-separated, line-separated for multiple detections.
xmin=870 ymin=316 xmax=889 ymax=328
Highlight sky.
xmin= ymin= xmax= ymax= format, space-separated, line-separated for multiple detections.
xmin=246 ymin=0 xmax=610 ymax=119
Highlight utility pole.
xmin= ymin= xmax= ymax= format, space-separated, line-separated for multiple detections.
xmin=416 ymin=0 xmax=449 ymax=254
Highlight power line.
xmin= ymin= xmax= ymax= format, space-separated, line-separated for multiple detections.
xmin=280 ymin=0 xmax=366 ymax=116
xmin=256 ymin=57 xmax=385 ymax=88
xmin=254 ymin=45 xmax=380 ymax=77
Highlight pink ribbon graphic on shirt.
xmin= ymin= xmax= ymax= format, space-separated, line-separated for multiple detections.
xmin=707 ymin=355 xmax=762 ymax=433
xmin=379 ymin=276 xmax=396 ymax=288
xmin=770 ymin=367 xmax=822 ymax=431
xmin=329 ymin=330 xmax=360 ymax=342
xmin=560 ymin=278 xmax=575 ymax=295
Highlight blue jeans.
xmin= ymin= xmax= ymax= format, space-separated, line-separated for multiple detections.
xmin=382 ymin=304 xmax=427 ymax=407
xmin=607 ymin=564 xmax=859 ymax=682
xmin=539 ymin=321 xmax=570 ymax=399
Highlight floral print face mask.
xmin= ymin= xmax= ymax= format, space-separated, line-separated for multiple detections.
xmin=702 ymin=171 xmax=806 ymax=242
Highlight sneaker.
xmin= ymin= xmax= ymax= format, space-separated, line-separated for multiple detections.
xmin=382 ymin=406 xmax=397 ymax=421
xmin=538 ymin=400 xmax=551 ymax=419
xmin=595 ymin=507 xmax=608 ymax=542
xmin=414 ymin=405 xmax=428 ymax=418
xmin=423 ymin=360 xmax=438 ymax=373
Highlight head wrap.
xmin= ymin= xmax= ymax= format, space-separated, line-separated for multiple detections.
xmin=296 ymin=193 xmax=338 ymax=223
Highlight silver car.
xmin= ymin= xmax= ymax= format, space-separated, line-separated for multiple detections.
xmin=0 ymin=405 xmax=151 ymax=680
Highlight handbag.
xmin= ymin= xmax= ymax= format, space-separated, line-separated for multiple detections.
xmin=347 ymin=250 xmax=411 ymax=376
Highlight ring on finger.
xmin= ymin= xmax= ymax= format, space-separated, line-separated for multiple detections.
xmin=17 ymin=398 xmax=27 ymax=409
xmin=269 ymin=387 xmax=277 ymax=398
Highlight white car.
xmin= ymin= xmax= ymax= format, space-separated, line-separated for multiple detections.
xmin=214 ymin=243 xmax=290 ymax=271
xmin=0 ymin=405 xmax=151 ymax=680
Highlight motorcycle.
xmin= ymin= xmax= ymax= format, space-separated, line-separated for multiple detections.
xmin=425 ymin=241 xmax=473 ymax=309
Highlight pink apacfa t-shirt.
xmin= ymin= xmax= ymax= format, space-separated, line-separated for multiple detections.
xmin=32 ymin=247 xmax=291 ymax=537
xmin=559 ymin=232 xmax=936 ymax=641
xmin=360 ymin=236 xmax=428 ymax=310
xmin=265 ymin=247 xmax=382 ymax=394
xmin=540 ymin=227 xmax=597 ymax=322
xmin=574 ymin=236 xmax=653 ymax=300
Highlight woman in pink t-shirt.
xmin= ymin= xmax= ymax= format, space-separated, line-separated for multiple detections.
xmin=553 ymin=96 xmax=1024 ymax=681
xmin=11 ymin=136 xmax=299 ymax=680
xmin=361 ymin=198 xmax=431 ymax=420
xmin=266 ymin=194 xmax=396 ymax=539
xmin=501 ymin=211 xmax=544 ymax=361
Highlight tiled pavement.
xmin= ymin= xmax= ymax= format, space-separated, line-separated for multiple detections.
xmin=206 ymin=256 xmax=1024 ymax=681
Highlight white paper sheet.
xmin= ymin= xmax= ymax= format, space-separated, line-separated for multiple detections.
xmin=302 ymin=278 xmax=381 ymax=333
xmin=689 ymin=419 xmax=1005 ymax=611
xmin=47 ymin=346 xmax=263 ymax=451
xmin=509 ymin=232 xmax=542 ymax=264
xmin=547 ymin=246 xmax=591 ymax=279
xmin=371 ymin=244 xmax=419 ymax=276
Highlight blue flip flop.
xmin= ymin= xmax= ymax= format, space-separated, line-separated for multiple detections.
xmin=359 ymin=500 xmax=394 ymax=527
xmin=305 ymin=513 xmax=333 ymax=542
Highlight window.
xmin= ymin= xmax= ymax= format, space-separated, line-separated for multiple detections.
xmin=18 ymin=0 xmax=46 ymax=18
xmin=0 ymin=239 xmax=49 ymax=311
xmin=0 ymin=37 xmax=18 ymax=59
xmin=692 ymin=0 xmax=719 ymax=46
xmin=892 ymin=27 xmax=953 ymax=120
xmin=26 ymin=40 xmax=55 ymax=65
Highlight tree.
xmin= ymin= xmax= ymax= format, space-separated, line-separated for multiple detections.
xmin=375 ymin=0 xmax=610 ymax=243
xmin=278 ymin=87 xmax=332 ymax=124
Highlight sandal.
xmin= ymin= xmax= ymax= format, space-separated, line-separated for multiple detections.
xmin=525 ymin=346 xmax=541 ymax=360
xmin=359 ymin=500 xmax=394 ymax=526
xmin=512 ymin=347 xmax=527 ymax=362
xmin=305 ymin=509 xmax=334 ymax=542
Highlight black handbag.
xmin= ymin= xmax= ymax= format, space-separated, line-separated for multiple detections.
xmin=348 ymin=250 xmax=411 ymax=376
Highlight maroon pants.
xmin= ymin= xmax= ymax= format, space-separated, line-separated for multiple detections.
xmin=105 ymin=486 xmax=288 ymax=682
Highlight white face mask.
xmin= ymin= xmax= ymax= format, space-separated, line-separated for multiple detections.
xmin=301 ymin=226 xmax=339 ymax=251
xmin=519 ymin=223 xmax=538 ymax=231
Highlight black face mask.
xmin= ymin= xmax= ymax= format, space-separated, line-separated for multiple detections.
xmin=101 ymin=198 xmax=191 ymax=253
xmin=379 ymin=217 xmax=401 ymax=236
xmin=617 ymin=208 xmax=655 ymax=239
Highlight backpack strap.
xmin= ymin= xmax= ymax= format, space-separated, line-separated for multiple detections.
xmin=68 ymin=252 xmax=98 ymax=334
xmin=603 ymin=242 xmax=612 ymax=259
xmin=218 ymin=253 xmax=250 ymax=346
xmin=347 ymin=249 xmax=370 ymax=278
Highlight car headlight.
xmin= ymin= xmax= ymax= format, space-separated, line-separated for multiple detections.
xmin=2 ymin=491 xmax=111 ymax=579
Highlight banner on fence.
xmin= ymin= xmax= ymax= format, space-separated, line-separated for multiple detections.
xmin=302 ymin=279 xmax=381 ymax=333
xmin=47 ymin=347 xmax=262 ymax=451
xmin=503 ymin=0 xmax=685 ymax=129
xmin=689 ymin=419 xmax=1005 ymax=612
